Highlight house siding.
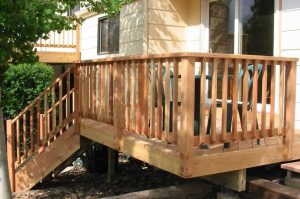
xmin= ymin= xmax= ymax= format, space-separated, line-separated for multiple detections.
xmin=119 ymin=0 xmax=145 ymax=56
xmin=147 ymin=0 xmax=188 ymax=54
xmin=281 ymin=0 xmax=300 ymax=129
xmin=146 ymin=0 xmax=201 ymax=54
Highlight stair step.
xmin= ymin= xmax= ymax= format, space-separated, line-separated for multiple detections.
xmin=14 ymin=125 xmax=80 ymax=192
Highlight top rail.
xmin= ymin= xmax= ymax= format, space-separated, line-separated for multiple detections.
xmin=80 ymin=52 xmax=298 ymax=63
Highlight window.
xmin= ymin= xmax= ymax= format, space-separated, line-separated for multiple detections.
xmin=208 ymin=0 xmax=274 ymax=56
xmin=97 ymin=15 xmax=120 ymax=54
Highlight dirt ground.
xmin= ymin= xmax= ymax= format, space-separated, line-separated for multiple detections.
xmin=13 ymin=154 xmax=218 ymax=199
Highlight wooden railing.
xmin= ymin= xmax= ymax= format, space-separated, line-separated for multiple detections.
xmin=6 ymin=67 xmax=75 ymax=191
xmin=35 ymin=29 xmax=77 ymax=49
xmin=77 ymin=52 xmax=297 ymax=156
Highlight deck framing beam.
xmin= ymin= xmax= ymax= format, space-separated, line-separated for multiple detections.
xmin=80 ymin=119 xmax=300 ymax=179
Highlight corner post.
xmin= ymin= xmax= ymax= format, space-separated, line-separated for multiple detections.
xmin=179 ymin=57 xmax=195 ymax=177
xmin=6 ymin=119 xmax=15 ymax=192
xmin=284 ymin=61 xmax=297 ymax=159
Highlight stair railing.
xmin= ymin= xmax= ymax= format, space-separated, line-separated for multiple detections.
xmin=6 ymin=67 xmax=75 ymax=191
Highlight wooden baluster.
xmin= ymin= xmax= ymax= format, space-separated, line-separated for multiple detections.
xmin=53 ymin=31 xmax=56 ymax=47
xmin=81 ymin=66 xmax=85 ymax=117
xmin=39 ymin=114 xmax=45 ymax=152
xmin=63 ymin=30 xmax=65 ymax=47
xmin=89 ymin=64 xmax=93 ymax=118
xmin=126 ymin=61 xmax=131 ymax=130
xmin=252 ymin=60 xmax=258 ymax=139
xmin=90 ymin=65 xmax=95 ymax=118
xmin=100 ymin=64 xmax=105 ymax=121
xmin=67 ymin=70 xmax=71 ymax=128
xmin=105 ymin=63 xmax=110 ymax=122
xmin=150 ymin=59 xmax=156 ymax=138
xmin=200 ymin=58 xmax=207 ymax=144
xmin=157 ymin=59 xmax=163 ymax=139
xmin=23 ymin=113 xmax=27 ymax=158
xmin=210 ymin=58 xmax=218 ymax=143
xmin=6 ymin=119 xmax=15 ymax=192
xmin=59 ymin=80 xmax=63 ymax=134
xmin=85 ymin=65 xmax=89 ymax=118
xmin=74 ymin=65 xmax=80 ymax=128
xmin=222 ymin=59 xmax=229 ymax=141
xmin=51 ymin=86 xmax=56 ymax=136
xmin=16 ymin=119 xmax=20 ymax=164
xmin=284 ymin=61 xmax=297 ymax=159
xmin=173 ymin=58 xmax=179 ymax=144
xmin=107 ymin=63 xmax=114 ymax=123
xmin=44 ymin=91 xmax=48 ymax=141
xmin=77 ymin=66 xmax=81 ymax=117
xmin=261 ymin=61 xmax=268 ymax=137
xmin=270 ymin=61 xmax=276 ymax=134
xmin=179 ymin=57 xmax=195 ymax=177
xmin=58 ymin=31 xmax=61 ymax=48
xmin=143 ymin=60 xmax=149 ymax=136
xmin=165 ymin=59 xmax=171 ymax=141
xmin=93 ymin=64 xmax=97 ymax=119
xmin=132 ymin=61 xmax=137 ymax=132
xmin=30 ymin=107 xmax=34 ymax=153
xmin=242 ymin=60 xmax=249 ymax=139
xmin=96 ymin=64 xmax=101 ymax=121
xmin=72 ymin=29 xmax=74 ymax=46
xmin=36 ymin=98 xmax=41 ymax=147
xmin=138 ymin=61 xmax=144 ymax=133
xmin=278 ymin=61 xmax=285 ymax=136
xmin=232 ymin=59 xmax=239 ymax=140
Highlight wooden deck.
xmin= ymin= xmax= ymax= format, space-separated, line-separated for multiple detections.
xmin=34 ymin=26 xmax=80 ymax=63
xmin=76 ymin=52 xmax=299 ymax=178
xmin=6 ymin=52 xmax=299 ymax=192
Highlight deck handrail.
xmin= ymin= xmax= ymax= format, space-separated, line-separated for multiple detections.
xmin=80 ymin=52 xmax=298 ymax=63
xmin=35 ymin=29 xmax=77 ymax=49
xmin=76 ymin=52 xmax=298 ymax=176
xmin=6 ymin=67 xmax=75 ymax=191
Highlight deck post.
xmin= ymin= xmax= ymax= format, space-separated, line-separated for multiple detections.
xmin=179 ymin=57 xmax=195 ymax=177
xmin=6 ymin=119 xmax=15 ymax=192
xmin=107 ymin=147 xmax=117 ymax=183
xmin=284 ymin=61 xmax=297 ymax=159
xmin=113 ymin=61 xmax=125 ymax=150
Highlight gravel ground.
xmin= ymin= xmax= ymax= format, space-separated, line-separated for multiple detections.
xmin=13 ymin=154 xmax=218 ymax=199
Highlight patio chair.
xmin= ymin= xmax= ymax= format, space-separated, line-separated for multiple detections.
xmin=205 ymin=64 xmax=263 ymax=147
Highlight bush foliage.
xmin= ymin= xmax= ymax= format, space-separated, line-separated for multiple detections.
xmin=2 ymin=63 xmax=54 ymax=120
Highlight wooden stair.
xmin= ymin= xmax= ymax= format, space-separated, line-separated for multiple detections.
xmin=6 ymin=67 xmax=83 ymax=192
xmin=14 ymin=126 xmax=79 ymax=192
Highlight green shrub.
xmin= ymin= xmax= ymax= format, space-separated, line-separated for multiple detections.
xmin=2 ymin=63 xmax=54 ymax=120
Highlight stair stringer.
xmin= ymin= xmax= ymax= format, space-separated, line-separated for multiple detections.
xmin=14 ymin=126 xmax=80 ymax=192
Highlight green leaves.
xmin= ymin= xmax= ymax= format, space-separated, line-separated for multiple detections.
xmin=2 ymin=63 xmax=54 ymax=120
xmin=0 ymin=0 xmax=134 ymax=85
xmin=83 ymin=0 xmax=133 ymax=17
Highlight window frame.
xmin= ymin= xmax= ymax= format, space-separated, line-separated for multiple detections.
xmin=97 ymin=15 xmax=120 ymax=55
xmin=97 ymin=17 xmax=109 ymax=54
